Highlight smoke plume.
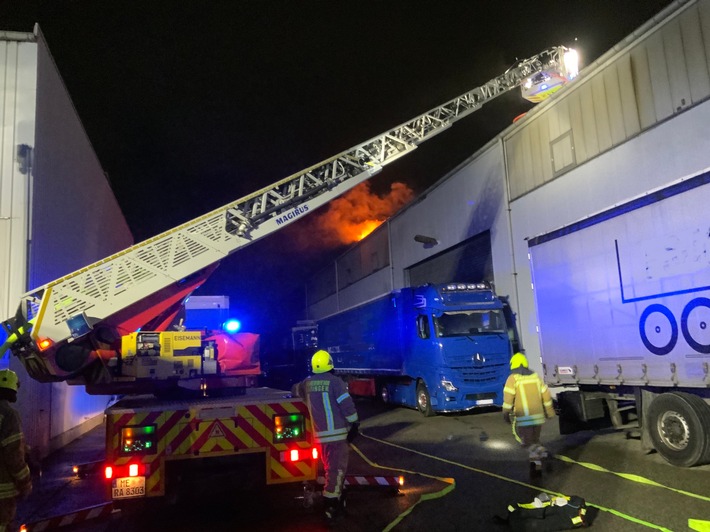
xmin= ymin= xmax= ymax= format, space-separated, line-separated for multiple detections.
xmin=290 ymin=181 xmax=414 ymax=249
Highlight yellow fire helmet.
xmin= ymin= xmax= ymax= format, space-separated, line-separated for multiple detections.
xmin=311 ymin=350 xmax=334 ymax=374
xmin=0 ymin=368 xmax=20 ymax=392
xmin=510 ymin=352 xmax=529 ymax=370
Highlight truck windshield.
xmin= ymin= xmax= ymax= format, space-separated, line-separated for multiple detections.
xmin=434 ymin=310 xmax=506 ymax=338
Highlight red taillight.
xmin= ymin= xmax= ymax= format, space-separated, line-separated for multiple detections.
xmin=280 ymin=448 xmax=315 ymax=463
xmin=312 ymin=447 xmax=319 ymax=460
xmin=104 ymin=463 xmax=145 ymax=479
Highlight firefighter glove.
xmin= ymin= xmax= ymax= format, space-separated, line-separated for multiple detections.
xmin=503 ymin=411 xmax=511 ymax=424
xmin=347 ymin=422 xmax=360 ymax=443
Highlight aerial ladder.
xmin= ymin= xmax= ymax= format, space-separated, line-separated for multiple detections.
xmin=1 ymin=46 xmax=578 ymax=395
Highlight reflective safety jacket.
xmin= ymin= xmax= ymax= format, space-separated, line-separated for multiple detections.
xmin=502 ymin=367 xmax=555 ymax=427
xmin=295 ymin=372 xmax=358 ymax=444
xmin=0 ymin=399 xmax=32 ymax=501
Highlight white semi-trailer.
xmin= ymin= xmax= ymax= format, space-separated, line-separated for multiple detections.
xmin=527 ymin=168 xmax=710 ymax=467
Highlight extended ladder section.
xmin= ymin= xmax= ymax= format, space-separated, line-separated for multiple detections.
xmin=2 ymin=46 xmax=577 ymax=382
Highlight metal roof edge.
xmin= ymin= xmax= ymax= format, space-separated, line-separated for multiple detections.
xmin=0 ymin=29 xmax=37 ymax=42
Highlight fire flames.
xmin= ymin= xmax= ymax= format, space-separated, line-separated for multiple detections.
xmin=290 ymin=181 xmax=414 ymax=249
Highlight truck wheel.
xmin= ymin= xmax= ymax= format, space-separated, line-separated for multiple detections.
xmin=378 ymin=381 xmax=390 ymax=405
xmin=416 ymin=381 xmax=435 ymax=417
xmin=647 ymin=391 xmax=710 ymax=467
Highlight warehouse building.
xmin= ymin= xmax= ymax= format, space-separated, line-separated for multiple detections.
xmin=304 ymin=0 xmax=710 ymax=376
xmin=0 ymin=26 xmax=132 ymax=457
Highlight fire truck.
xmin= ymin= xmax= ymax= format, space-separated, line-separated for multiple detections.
xmin=1 ymin=46 xmax=578 ymax=504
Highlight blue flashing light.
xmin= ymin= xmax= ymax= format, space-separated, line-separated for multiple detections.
xmin=223 ymin=319 xmax=241 ymax=333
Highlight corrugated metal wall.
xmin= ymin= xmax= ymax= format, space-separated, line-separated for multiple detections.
xmin=506 ymin=0 xmax=710 ymax=199
xmin=31 ymin=28 xmax=134 ymax=454
xmin=0 ymin=32 xmax=35 ymax=359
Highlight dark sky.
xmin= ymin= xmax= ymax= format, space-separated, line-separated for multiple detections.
xmin=1 ymin=1 xmax=675 ymax=334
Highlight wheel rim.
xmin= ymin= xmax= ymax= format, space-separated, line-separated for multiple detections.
xmin=657 ymin=409 xmax=690 ymax=451
xmin=418 ymin=389 xmax=428 ymax=410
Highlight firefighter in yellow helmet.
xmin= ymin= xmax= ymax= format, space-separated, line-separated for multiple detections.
xmin=502 ymin=353 xmax=556 ymax=469
xmin=0 ymin=369 xmax=32 ymax=532
xmin=292 ymin=350 xmax=359 ymax=522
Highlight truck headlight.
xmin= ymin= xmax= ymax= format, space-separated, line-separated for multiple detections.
xmin=441 ymin=380 xmax=458 ymax=392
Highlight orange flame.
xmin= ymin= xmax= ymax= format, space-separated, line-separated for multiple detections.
xmin=290 ymin=181 xmax=414 ymax=249
xmin=355 ymin=219 xmax=382 ymax=241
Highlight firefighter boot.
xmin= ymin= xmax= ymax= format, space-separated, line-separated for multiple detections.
xmin=339 ymin=489 xmax=348 ymax=515
xmin=324 ymin=496 xmax=340 ymax=522
xmin=528 ymin=444 xmax=547 ymax=476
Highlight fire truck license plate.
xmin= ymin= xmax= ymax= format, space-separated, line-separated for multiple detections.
xmin=112 ymin=476 xmax=146 ymax=499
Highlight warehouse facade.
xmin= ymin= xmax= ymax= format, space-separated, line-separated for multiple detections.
xmin=0 ymin=27 xmax=132 ymax=457
xmin=304 ymin=0 xmax=710 ymax=374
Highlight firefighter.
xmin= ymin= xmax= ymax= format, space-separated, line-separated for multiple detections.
xmin=502 ymin=352 xmax=556 ymax=467
xmin=0 ymin=369 xmax=32 ymax=532
xmin=292 ymin=350 xmax=359 ymax=521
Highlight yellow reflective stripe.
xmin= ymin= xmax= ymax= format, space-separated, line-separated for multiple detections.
xmin=689 ymin=518 xmax=710 ymax=531
xmin=363 ymin=433 xmax=673 ymax=532
xmin=0 ymin=431 xmax=23 ymax=447
xmin=555 ymin=454 xmax=710 ymax=503
xmin=349 ymin=442 xmax=455 ymax=532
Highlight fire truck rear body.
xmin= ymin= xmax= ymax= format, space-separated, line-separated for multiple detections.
xmin=104 ymin=388 xmax=316 ymax=503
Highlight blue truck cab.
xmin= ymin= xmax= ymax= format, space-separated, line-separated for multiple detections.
xmin=317 ymin=282 xmax=514 ymax=415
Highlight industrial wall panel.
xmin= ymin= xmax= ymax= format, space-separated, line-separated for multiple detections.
xmin=547 ymin=98 xmax=573 ymax=176
xmin=664 ymin=19 xmax=693 ymax=113
xmin=679 ymin=7 xmax=710 ymax=103
xmin=591 ymin=75 xmax=613 ymax=154
xmin=602 ymin=65 xmax=627 ymax=145
xmin=308 ymin=294 xmax=339 ymax=321
xmin=646 ymin=31 xmax=675 ymax=122
xmin=406 ymin=231 xmax=492 ymax=287
xmin=701 ymin=1 xmax=710 ymax=75
xmin=579 ymin=82 xmax=600 ymax=163
xmin=306 ymin=264 xmax=336 ymax=305
xmin=506 ymin=133 xmax=526 ymax=199
xmin=26 ymin=30 xmax=133 ymax=448
xmin=0 ymin=36 xmax=35 ymax=362
xmin=631 ymin=46 xmax=657 ymax=129
xmin=518 ymin=126 xmax=535 ymax=195
xmin=530 ymin=115 xmax=548 ymax=187
xmin=390 ymin=144 xmax=507 ymax=289
xmin=617 ymin=55 xmax=642 ymax=138
xmin=505 ymin=1 xmax=710 ymax=202
xmin=551 ymin=131 xmax=574 ymax=176
xmin=336 ymin=267 xmax=391 ymax=316
xmin=336 ymin=225 xmax=388 ymax=290
xmin=31 ymin=31 xmax=133 ymax=289
xmin=568 ymin=94 xmax=588 ymax=165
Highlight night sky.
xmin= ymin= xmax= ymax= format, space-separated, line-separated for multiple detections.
xmin=1 ymin=1 xmax=675 ymax=335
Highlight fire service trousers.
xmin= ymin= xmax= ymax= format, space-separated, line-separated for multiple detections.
xmin=321 ymin=440 xmax=349 ymax=501
xmin=513 ymin=423 xmax=543 ymax=449
xmin=0 ymin=496 xmax=16 ymax=532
